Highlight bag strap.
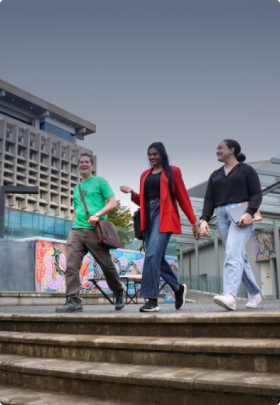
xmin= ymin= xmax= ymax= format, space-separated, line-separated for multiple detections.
xmin=79 ymin=184 xmax=91 ymax=219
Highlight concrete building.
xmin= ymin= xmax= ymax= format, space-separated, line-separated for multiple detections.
xmin=0 ymin=79 xmax=96 ymax=219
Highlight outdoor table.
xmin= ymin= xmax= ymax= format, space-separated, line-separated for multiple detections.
xmin=88 ymin=275 xmax=168 ymax=305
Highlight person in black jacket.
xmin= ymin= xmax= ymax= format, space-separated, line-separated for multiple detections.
xmin=200 ymin=139 xmax=262 ymax=311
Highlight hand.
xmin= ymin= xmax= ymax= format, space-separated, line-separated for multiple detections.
xmin=120 ymin=185 xmax=133 ymax=194
xmin=87 ymin=215 xmax=100 ymax=226
xmin=200 ymin=220 xmax=210 ymax=236
xmin=192 ymin=223 xmax=200 ymax=240
xmin=239 ymin=213 xmax=253 ymax=227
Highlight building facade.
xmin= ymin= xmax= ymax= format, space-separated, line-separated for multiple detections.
xmin=0 ymin=79 xmax=96 ymax=219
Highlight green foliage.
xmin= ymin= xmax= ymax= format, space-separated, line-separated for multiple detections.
xmin=108 ymin=200 xmax=134 ymax=248
xmin=108 ymin=200 xmax=133 ymax=229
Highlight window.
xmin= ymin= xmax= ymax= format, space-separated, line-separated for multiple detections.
xmin=30 ymin=140 xmax=35 ymax=148
xmin=18 ymin=146 xmax=24 ymax=156
xmin=6 ymin=132 xmax=11 ymax=139
xmin=30 ymin=151 xmax=34 ymax=160
xmin=5 ymin=141 xmax=10 ymax=152
xmin=40 ymin=155 xmax=45 ymax=164
xmin=61 ymin=196 xmax=64 ymax=204
xmin=52 ymin=148 xmax=56 ymax=155
xmin=40 ymin=191 xmax=43 ymax=199
xmin=50 ymin=193 xmax=54 ymax=202
xmin=18 ymin=136 xmax=23 ymax=143
xmin=61 ymin=161 xmax=65 ymax=170
xmin=61 ymin=152 xmax=66 ymax=159
xmin=40 ymin=123 xmax=75 ymax=143
xmin=41 ymin=145 xmax=46 ymax=151
xmin=51 ymin=157 xmax=56 ymax=167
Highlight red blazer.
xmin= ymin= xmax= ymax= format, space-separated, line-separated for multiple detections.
xmin=132 ymin=166 xmax=197 ymax=234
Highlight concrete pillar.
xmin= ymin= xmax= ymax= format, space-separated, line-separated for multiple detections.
xmin=273 ymin=219 xmax=280 ymax=298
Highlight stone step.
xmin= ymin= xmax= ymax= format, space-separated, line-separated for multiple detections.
xmin=0 ymin=354 xmax=279 ymax=405
xmin=0 ymin=331 xmax=280 ymax=373
xmin=1 ymin=312 xmax=280 ymax=338
xmin=0 ymin=384 xmax=141 ymax=405
xmin=0 ymin=292 xmax=165 ymax=306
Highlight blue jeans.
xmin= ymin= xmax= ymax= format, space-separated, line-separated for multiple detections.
xmin=140 ymin=198 xmax=179 ymax=299
xmin=216 ymin=206 xmax=261 ymax=297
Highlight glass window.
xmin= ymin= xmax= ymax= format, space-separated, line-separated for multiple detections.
xmin=5 ymin=141 xmax=10 ymax=152
xmin=21 ymin=212 xmax=33 ymax=229
xmin=55 ymin=219 xmax=64 ymax=235
xmin=44 ymin=216 xmax=55 ymax=234
xmin=40 ymin=122 xmax=51 ymax=133
xmin=61 ymin=129 xmax=70 ymax=141
xmin=50 ymin=125 xmax=60 ymax=137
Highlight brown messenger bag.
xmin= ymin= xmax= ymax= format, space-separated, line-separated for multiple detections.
xmin=78 ymin=184 xmax=121 ymax=250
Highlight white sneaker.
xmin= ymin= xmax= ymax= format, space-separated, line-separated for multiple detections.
xmin=246 ymin=293 xmax=262 ymax=308
xmin=213 ymin=293 xmax=236 ymax=311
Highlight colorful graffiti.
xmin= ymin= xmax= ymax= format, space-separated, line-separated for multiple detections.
xmin=35 ymin=240 xmax=178 ymax=302
xmin=253 ymin=231 xmax=280 ymax=261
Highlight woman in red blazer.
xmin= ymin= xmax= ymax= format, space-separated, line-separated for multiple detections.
xmin=120 ymin=142 xmax=200 ymax=312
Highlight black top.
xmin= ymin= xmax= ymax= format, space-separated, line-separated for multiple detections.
xmin=144 ymin=171 xmax=162 ymax=201
xmin=200 ymin=163 xmax=262 ymax=222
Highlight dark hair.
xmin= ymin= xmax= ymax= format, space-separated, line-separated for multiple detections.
xmin=223 ymin=139 xmax=246 ymax=162
xmin=147 ymin=142 xmax=179 ymax=215
xmin=78 ymin=153 xmax=94 ymax=165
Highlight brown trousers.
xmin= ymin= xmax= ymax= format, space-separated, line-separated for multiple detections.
xmin=65 ymin=228 xmax=123 ymax=303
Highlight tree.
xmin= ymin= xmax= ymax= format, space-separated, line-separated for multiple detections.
xmin=108 ymin=200 xmax=133 ymax=228
xmin=108 ymin=200 xmax=134 ymax=248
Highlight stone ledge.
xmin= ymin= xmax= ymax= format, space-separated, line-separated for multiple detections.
xmin=0 ymin=354 xmax=280 ymax=397
xmin=0 ymin=384 xmax=139 ymax=405
xmin=0 ymin=293 xmax=165 ymax=306
xmin=1 ymin=332 xmax=280 ymax=355
xmin=0 ymin=312 xmax=280 ymax=323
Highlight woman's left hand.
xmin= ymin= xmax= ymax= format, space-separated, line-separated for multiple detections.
xmin=239 ymin=213 xmax=253 ymax=227
xmin=192 ymin=223 xmax=201 ymax=240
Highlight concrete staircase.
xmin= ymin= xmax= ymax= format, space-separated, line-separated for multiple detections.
xmin=0 ymin=312 xmax=280 ymax=404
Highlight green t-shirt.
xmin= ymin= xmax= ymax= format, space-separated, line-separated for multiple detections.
xmin=73 ymin=176 xmax=115 ymax=229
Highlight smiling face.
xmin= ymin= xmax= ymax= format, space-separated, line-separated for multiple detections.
xmin=216 ymin=141 xmax=235 ymax=163
xmin=78 ymin=155 xmax=94 ymax=176
xmin=148 ymin=147 xmax=163 ymax=167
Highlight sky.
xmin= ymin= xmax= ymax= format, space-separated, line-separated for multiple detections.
xmin=0 ymin=0 xmax=279 ymax=211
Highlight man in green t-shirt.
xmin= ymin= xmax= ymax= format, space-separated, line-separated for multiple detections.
xmin=55 ymin=153 xmax=125 ymax=313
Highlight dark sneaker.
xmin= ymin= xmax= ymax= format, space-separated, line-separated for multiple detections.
xmin=140 ymin=299 xmax=160 ymax=312
xmin=55 ymin=297 xmax=83 ymax=313
xmin=175 ymin=284 xmax=187 ymax=310
xmin=115 ymin=290 xmax=125 ymax=311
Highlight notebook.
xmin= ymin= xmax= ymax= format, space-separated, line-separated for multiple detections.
xmin=225 ymin=202 xmax=263 ymax=226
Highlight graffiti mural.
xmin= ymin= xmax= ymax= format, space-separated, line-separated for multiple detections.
xmin=35 ymin=240 xmax=178 ymax=302
xmin=253 ymin=231 xmax=280 ymax=261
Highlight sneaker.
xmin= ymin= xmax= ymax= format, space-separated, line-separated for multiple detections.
xmin=246 ymin=293 xmax=262 ymax=308
xmin=140 ymin=299 xmax=160 ymax=312
xmin=55 ymin=297 xmax=83 ymax=313
xmin=175 ymin=284 xmax=187 ymax=310
xmin=213 ymin=293 xmax=236 ymax=311
xmin=115 ymin=290 xmax=125 ymax=311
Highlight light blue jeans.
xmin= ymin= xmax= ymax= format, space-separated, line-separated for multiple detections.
xmin=216 ymin=206 xmax=262 ymax=297
xmin=140 ymin=198 xmax=179 ymax=299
